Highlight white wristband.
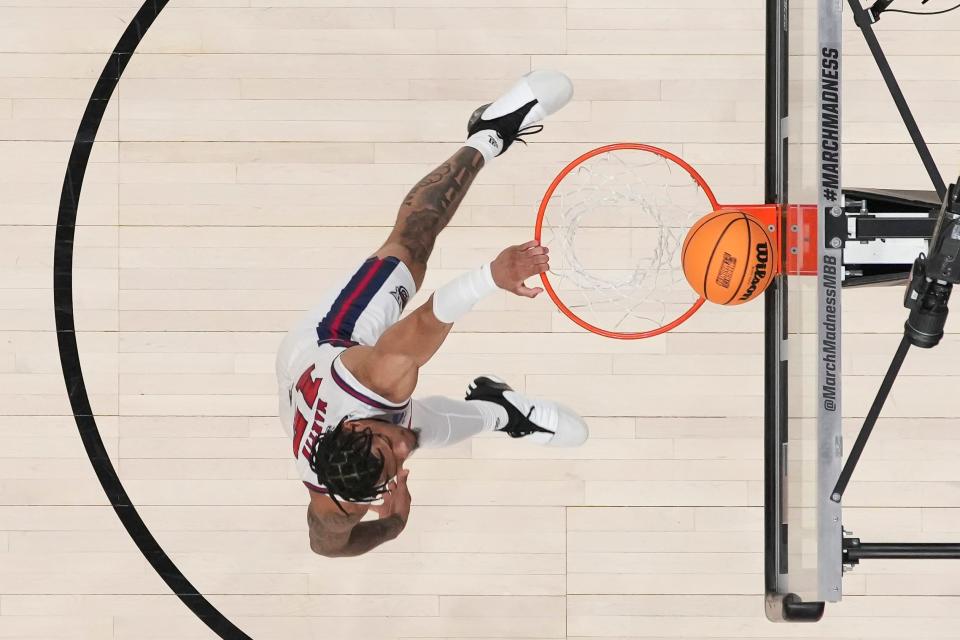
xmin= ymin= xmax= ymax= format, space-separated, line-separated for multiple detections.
xmin=432 ymin=263 xmax=499 ymax=324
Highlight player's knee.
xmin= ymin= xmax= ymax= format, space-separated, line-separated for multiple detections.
xmin=373 ymin=246 xmax=425 ymax=290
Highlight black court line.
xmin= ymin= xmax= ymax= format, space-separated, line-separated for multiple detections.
xmin=53 ymin=2 xmax=252 ymax=638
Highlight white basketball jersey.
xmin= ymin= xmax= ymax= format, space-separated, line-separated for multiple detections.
xmin=278 ymin=343 xmax=411 ymax=494
xmin=275 ymin=255 xmax=417 ymax=494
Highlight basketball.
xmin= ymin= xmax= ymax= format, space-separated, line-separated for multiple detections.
xmin=681 ymin=209 xmax=776 ymax=305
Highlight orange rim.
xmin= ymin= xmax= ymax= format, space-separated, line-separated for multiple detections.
xmin=534 ymin=143 xmax=719 ymax=340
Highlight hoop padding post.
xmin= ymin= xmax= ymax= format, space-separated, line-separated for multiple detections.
xmin=735 ymin=203 xmax=819 ymax=277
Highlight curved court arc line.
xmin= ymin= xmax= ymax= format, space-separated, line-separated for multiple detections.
xmin=53 ymin=2 xmax=252 ymax=638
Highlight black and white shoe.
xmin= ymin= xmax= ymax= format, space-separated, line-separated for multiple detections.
xmin=466 ymin=70 xmax=574 ymax=159
xmin=465 ymin=375 xmax=589 ymax=447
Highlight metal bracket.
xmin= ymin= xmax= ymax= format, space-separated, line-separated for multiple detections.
xmin=842 ymin=537 xmax=960 ymax=565
xmin=825 ymin=205 xmax=847 ymax=249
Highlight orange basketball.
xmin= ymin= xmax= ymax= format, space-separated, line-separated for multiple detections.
xmin=681 ymin=209 xmax=776 ymax=305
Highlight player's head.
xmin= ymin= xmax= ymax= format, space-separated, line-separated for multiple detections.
xmin=307 ymin=418 xmax=418 ymax=513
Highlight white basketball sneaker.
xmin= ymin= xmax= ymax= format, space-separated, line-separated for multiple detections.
xmin=465 ymin=376 xmax=589 ymax=447
xmin=465 ymin=70 xmax=574 ymax=161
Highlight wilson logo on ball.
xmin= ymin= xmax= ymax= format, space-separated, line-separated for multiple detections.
xmin=739 ymin=243 xmax=770 ymax=301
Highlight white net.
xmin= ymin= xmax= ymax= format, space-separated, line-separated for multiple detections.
xmin=539 ymin=146 xmax=717 ymax=336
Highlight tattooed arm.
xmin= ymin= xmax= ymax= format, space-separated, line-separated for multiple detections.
xmin=307 ymin=508 xmax=404 ymax=558
xmin=307 ymin=473 xmax=410 ymax=558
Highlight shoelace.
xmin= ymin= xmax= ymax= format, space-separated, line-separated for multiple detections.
xmin=513 ymin=124 xmax=544 ymax=145
xmin=524 ymin=405 xmax=554 ymax=435
xmin=497 ymin=403 xmax=555 ymax=437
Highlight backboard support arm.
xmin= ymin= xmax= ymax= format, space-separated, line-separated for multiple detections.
xmin=847 ymin=0 xmax=947 ymax=199
xmin=832 ymin=180 xmax=960 ymax=571
xmin=844 ymin=539 xmax=960 ymax=562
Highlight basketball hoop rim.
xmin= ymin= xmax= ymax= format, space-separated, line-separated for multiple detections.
xmin=534 ymin=143 xmax=718 ymax=340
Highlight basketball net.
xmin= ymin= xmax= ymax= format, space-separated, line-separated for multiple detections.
xmin=536 ymin=144 xmax=719 ymax=339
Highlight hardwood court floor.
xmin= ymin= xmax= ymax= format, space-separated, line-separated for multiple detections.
xmin=2 ymin=1 xmax=960 ymax=638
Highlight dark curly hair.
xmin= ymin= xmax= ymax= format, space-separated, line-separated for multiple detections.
xmin=308 ymin=418 xmax=390 ymax=513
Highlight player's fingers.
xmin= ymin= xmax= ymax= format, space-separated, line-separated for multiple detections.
xmin=523 ymin=261 xmax=549 ymax=278
xmin=518 ymin=240 xmax=539 ymax=251
xmin=524 ymin=245 xmax=547 ymax=256
xmin=529 ymin=255 xmax=549 ymax=265
xmin=516 ymin=284 xmax=542 ymax=298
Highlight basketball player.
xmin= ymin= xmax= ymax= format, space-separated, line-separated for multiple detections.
xmin=276 ymin=71 xmax=588 ymax=558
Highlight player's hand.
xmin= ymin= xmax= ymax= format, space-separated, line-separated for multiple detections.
xmin=490 ymin=240 xmax=549 ymax=299
xmin=369 ymin=468 xmax=411 ymax=525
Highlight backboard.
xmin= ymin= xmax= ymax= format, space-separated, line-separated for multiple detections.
xmin=764 ymin=0 xmax=844 ymax=620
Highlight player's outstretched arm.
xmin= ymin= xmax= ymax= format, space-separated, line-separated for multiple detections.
xmin=341 ymin=241 xmax=549 ymax=402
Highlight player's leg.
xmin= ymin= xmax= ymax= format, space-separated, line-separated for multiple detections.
xmin=412 ymin=375 xmax=588 ymax=449
xmin=373 ymin=70 xmax=574 ymax=289
xmin=374 ymin=146 xmax=485 ymax=289
xmin=410 ymin=395 xmax=499 ymax=448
